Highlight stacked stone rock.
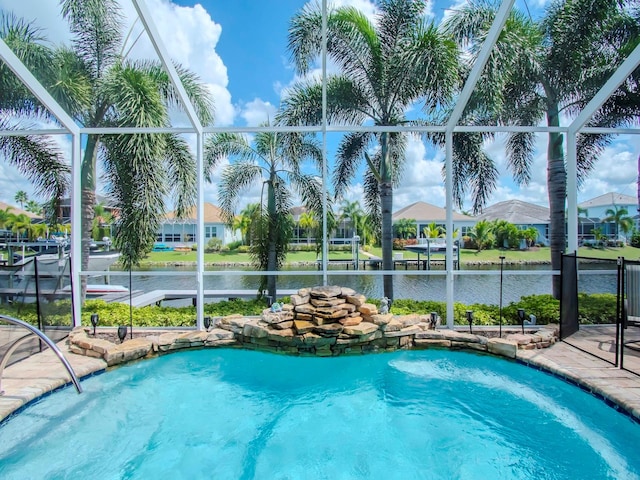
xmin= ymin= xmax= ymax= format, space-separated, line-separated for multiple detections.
xmin=66 ymin=285 xmax=560 ymax=364
xmin=237 ymin=285 xmax=428 ymax=356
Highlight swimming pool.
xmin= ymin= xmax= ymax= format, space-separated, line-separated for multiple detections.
xmin=0 ymin=349 xmax=639 ymax=479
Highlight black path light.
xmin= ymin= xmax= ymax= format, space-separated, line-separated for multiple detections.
xmin=204 ymin=316 xmax=211 ymax=331
xmin=90 ymin=313 xmax=99 ymax=336
xmin=117 ymin=325 xmax=128 ymax=343
xmin=430 ymin=311 xmax=438 ymax=329
xmin=517 ymin=308 xmax=526 ymax=334
xmin=499 ymin=255 xmax=505 ymax=338
xmin=466 ymin=310 xmax=474 ymax=334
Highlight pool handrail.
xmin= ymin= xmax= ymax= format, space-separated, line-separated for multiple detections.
xmin=0 ymin=314 xmax=82 ymax=395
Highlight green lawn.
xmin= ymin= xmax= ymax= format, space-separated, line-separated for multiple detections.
xmin=365 ymin=245 xmax=640 ymax=264
xmin=108 ymin=243 xmax=640 ymax=267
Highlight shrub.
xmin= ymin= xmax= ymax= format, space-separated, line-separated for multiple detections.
xmin=461 ymin=236 xmax=477 ymax=250
xmin=237 ymin=245 xmax=250 ymax=253
xmin=630 ymin=231 xmax=640 ymax=248
xmin=225 ymin=240 xmax=243 ymax=251
xmin=393 ymin=238 xmax=408 ymax=250
xmin=1 ymin=293 xmax=616 ymax=330
xmin=204 ymin=238 xmax=223 ymax=253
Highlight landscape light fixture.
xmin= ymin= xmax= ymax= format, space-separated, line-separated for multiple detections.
xmin=517 ymin=308 xmax=526 ymax=334
xmin=466 ymin=310 xmax=474 ymax=334
xmin=204 ymin=316 xmax=211 ymax=331
xmin=117 ymin=325 xmax=128 ymax=343
xmin=90 ymin=313 xmax=99 ymax=336
xmin=430 ymin=311 xmax=438 ymax=329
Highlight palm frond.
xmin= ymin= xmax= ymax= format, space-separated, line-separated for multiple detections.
xmin=102 ymin=130 xmax=167 ymax=268
xmin=363 ymin=170 xmax=381 ymax=235
xmin=217 ymin=162 xmax=263 ymax=224
xmin=101 ymin=62 xmax=167 ymax=128
xmin=131 ymin=60 xmax=215 ymax=127
xmin=333 ymin=131 xmax=373 ymax=199
xmin=287 ymin=170 xmax=325 ymax=215
xmin=0 ymin=119 xmax=70 ymax=200
xmin=163 ymin=134 xmax=197 ymax=219
xmin=61 ymin=0 xmax=123 ymax=79
xmin=279 ymin=75 xmax=372 ymax=126
xmin=49 ymin=47 xmax=92 ymax=118
xmin=0 ymin=12 xmax=55 ymax=117
xmin=204 ymin=132 xmax=256 ymax=180
xmin=505 ymin=132 xmax=534 ymax=185
xmin=399 ymin=22 xmax=460 ymax=112
xmin=451 ymin=132 xmax=498 ymax=213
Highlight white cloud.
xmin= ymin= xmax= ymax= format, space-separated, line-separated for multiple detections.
xmin=122 ymin=0 xmax=234 ymax=126
xmin=240 ymin=99 xmax=278 ymax=127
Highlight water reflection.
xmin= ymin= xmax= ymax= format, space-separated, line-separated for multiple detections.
xmin=103 ymin=264 xmax=617 ymax=306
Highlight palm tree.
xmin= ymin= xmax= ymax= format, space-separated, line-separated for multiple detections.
xmin=92 ymin=203 xmax=114 ymax=241
xmin=14 ymin=191 xmax=28 ymax=209
xmin=393 ymin=218 xmax=417 ymax=240
xmin=0 ymin=206 xmax=14 ymax=230
xmin=283 ymin=0 xmax=459 ymax=301
xmin=233 ymin=203 xmax=260 ymax=246
xmin=205 ymin=129 xmax=324 ymax=300
xmin=24 ymin=200 xmax=42 ymax=216
xmin=422 ymin=222 xmax=444 ymax=239
xmin=0 ymin=14 xmax=70 ymax=208
xmin=603 ymin=206 xmax=634 ymax=242
xmin=0 ymin=3 xmax=213 ymax=275
xmin=298 ymin=211 xmax=317 ymax=245
xmin=443 ymin=0 xmax=640 ymax=297
xmin=521 ymin=227 xmax=539 ymax=249
xmin=339 ymin=200 xmax=365 ymax=240
xmin=7 ymin=212 xmax=31 ymax=240
xmin=469 ymin=220 xmax=494 ymax=252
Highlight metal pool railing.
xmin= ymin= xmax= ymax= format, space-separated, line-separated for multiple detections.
xmin=0 ymin=314 xmax=82 ymax=395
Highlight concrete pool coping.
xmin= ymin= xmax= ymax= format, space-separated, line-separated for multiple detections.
xmin=1 ymin=326 xmax=640 ymax=424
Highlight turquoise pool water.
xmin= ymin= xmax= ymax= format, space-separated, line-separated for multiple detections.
xmin=1 ymin=349 xmax=639 ymax=479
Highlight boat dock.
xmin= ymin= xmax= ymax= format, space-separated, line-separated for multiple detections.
xmin=114 ymin=289 xmax=298 ymax=307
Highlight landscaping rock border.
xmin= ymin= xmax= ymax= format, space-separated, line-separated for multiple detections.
xmin=67 ymin=286 xmax=559 ymax=367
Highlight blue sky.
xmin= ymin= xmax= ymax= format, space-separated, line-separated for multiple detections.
xmin=0 ymin=0 xmax=638 ymax=214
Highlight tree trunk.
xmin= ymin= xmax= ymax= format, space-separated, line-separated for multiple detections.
xmin=546 ymin=98 xmax=566 ymax=299
xmin=79 ymin=134 xmax=100 ymax=299
xmin=380 ymin=181 xmax=394 ymax=302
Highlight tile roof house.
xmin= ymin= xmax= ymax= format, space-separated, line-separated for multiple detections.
xmin=158 ymin=202 xmax=236 ymax=246
xmin=392 ymin=201 xmax=475 ymax=238
xmin=476 ymin=199 xmax=550 ymax=246
xmin=578 ymin=192 xmax=638 ymax=219
xmin=578 ymin=192 xmax=639 ymax=240
xmin=0 ymin=201 xmax=40 ymax=219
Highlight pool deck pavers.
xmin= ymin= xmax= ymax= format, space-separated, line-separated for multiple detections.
xmin=2 ymin=327 xmax=640 ymax=424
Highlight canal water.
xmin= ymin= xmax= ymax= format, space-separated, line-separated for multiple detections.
xmin=103 ymin=263 xmax=617 ymax=306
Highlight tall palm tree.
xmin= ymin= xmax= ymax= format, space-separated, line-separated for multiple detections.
xmin=443 ymin=0 xmax=640 ymax=296
xmin=603 ymin=206 xmax=634 ymax=242
xmin=205 ymin=130 xmax=324 ymax=300
xmin=282 ymin=0 xmax=459 ymax=301
xmin=14 ymin=190 xmax=27 ymax=209
xmin=298 ymin=211 xmax=317 ymax=245
xmin=233 ymin=203 xmax=260 ymax=246
xmin=339 ymin=200 xmax=365 ymax=240
xmin=0 ymin=2 xmax=214 ymax=274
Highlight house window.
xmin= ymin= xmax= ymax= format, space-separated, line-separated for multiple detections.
xmin=206 ymin=226 xmax=217 ymax=238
